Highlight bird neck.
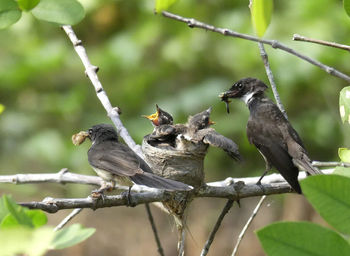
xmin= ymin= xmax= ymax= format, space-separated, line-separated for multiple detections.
xmin=246 ymin=93 xmax=266 ymax=111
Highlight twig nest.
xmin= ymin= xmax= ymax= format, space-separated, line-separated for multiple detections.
xmin=141 ymin=137 xmax=208 ymax=188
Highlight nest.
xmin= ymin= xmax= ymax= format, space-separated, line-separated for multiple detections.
xmin=141 ymin=137 xmax=208 ymax=188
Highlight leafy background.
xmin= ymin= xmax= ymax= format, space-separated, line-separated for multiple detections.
xmin=0 ymin=0 xmax=349 ymax=255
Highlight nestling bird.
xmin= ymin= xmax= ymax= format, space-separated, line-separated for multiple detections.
xmin=177 ymin=107 xmax=241 ymax=161
xmin=74 ymin=124 xmax=191 ymax=193
xmin=219 ymin=77 xmax=322 ymax=194
xmin=144 ymin=106 xmax=241 ymax=161
xmin=143 ymin=104 xmax=178 ymax=147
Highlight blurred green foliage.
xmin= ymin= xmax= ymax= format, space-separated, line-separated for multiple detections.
xmin=0 ymin=195 xmax=95 ymax=256
xmin=0 ymin=0 xmax=350 ymax=199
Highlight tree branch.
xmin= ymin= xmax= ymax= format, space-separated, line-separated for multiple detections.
xmin=61 ymin=26 xmax=142 ymax=156
xmin=293 ymin=34 xmax=350 ymax=52
xmin=161 ymin=11 xmax=350 ymax=83
xmin=54 ymin=208 xmax=83 ymax=231
xmin=258 ymin=42 xmax=288 ymax=119
xmin=231 ymin=195 xmax=266 ymax=256
xmin=200 ymin=199 xmax=235 ymax=256
xmin=145 ymin=204 xmax=165 ymax=256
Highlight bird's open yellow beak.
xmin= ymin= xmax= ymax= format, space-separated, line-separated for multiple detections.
xmin=142 ymin=110 xmax=160 ymax=126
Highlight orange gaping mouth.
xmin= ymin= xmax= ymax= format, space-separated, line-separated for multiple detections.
xmin=143 ymin=111 xmax=160 ymax=126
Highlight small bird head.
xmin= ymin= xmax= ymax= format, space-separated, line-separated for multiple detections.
xmin=219 ymin=78 xmax=268 ymax=109
xmin=87 ymin=124 xmax=119 ymax=143
xmin=143 ymin=104 xmax=173 ymax=126
xmin=188 ymin=107 xmax=215 ymax=131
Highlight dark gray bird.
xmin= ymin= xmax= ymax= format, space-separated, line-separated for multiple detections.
xmin=84 ymin=124 xmax=191 ymax=191
xmin=143 ymin=104 xmax=177 ymax=147
xmin=220 ymin=77 xmax=322 ymax=194
xmin=177 ymin=107 xmax=241 ymax=161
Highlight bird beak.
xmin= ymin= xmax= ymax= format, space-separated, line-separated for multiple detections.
xmin=208 ymin=119 xmax=216 ymax=125
xmin=218 ymin=91 xmax=236 ymax=100
xmin=142 ymin=111 xmax=160 ymax=126
xmin=72 ymin=131 xmax=89 ymax=146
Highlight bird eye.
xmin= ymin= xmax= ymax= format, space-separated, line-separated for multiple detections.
xmin=237 ymin=83 xmax=242 ymax=89
xmin=88 ymin=129 xmax=93 ymax=135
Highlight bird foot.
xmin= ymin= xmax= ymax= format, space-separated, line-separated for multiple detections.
xmin=90 ymin=190 xmax=106 ymax=210
xmin=121 ymin=187 xmax=136 ymax=207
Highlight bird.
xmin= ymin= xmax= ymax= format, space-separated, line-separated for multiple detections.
xmin=219 ymin=77 xmax=322 ymax=194
xmin=176 ymin=107 xmax=241 ymax=161
xmin=143 ymin=104 xmax=178 ymax=147
xmin=144 ymin=106 xmax=241 ymax=161
xmin=75 ymin=124 xmax=192 ymax=195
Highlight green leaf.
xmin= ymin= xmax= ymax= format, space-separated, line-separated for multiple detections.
xmin=334 ymin=166 xmax=350 ymax=178
xmin=31 ymin=0 xmax=85 ymax=25
xmin=257 ymin=222 xmax=350 ymax=256
xmin=17 ymin=0 xmax=40 ymax=11
xmin=339 ymin=86 xmax=350 ymax=123
xmin=51 ymin=224 xmax=95 ymax=250
xmin=0 ymin=104 xmax=4 ymax=114
xmin=249 ymin=0 xmax=273 ymax=37
xmin=3 ymin=195 xmax=33 ymax=228
xmin=0 ymin=0 xmax=22 ymax=29
xmin=0 ymin=197 xmax=9 ymax=223
xmin=339 ymin=148 xmax=350 ymax=162
xmin=344 ymin=0 xmax=350 ymax=17
xmin=155 ymin=0 xmax=178 ymax=13
xmin=0 ymin=226 xmax=54 ymax=256
xmin=301 ymin=175 xmax=350 ymax=234
xmin=25 ymin=210 xmax=47 ymax=228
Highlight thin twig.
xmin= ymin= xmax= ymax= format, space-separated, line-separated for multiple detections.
xmin=293 ymin=34 xmax=350 ymax=52
xmin=312 ymin=161 xmax=350 ymax=167
xmin=200 ymin=199 xmax=235 ymax=256
xmin=161 ymin=11 xmax=350 ymax=83
xmin=53 ymin=208 xmax=83 ymax=231
xmin=178 ymin=225 xmax=186 ymax=256
xmin=61 ymin=25 xmax=142 ymax=156
xmin=145 ymin=204 xmax=165 ymax=256
xmin=258 ymin=42 xmax=288 ymax=119
xmin=231 ymin=195 xmax=267 ymax=256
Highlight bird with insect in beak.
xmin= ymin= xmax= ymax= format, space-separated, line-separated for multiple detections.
xmin=72 ymin=124 xmax=192 ymax=203
xmin=219 ymin=77 xmax=322 ymax=194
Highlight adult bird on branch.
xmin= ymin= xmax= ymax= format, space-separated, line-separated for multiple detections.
xmin=73 ymin=124 xmax=192 ymax=198
xmin=219 ymin=77 xmax=322 ymax=194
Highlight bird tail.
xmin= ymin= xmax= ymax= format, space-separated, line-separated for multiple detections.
xmin=292 ymin=159 xmax=323 ymax=176
xmin=130 ymin=172 xmax=192 ymax=191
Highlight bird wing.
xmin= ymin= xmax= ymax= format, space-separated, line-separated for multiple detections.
xmin=148 ymin=124 xmax=177 ymax=141
xmin=201 ymin=128 xmax=241 ymax=161
xmin=247 ymin=103 xmax=302 ymax=193
xmin=88 ymin=141 xmax=152 ymax=177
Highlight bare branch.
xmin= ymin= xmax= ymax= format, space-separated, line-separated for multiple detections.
xmin=145 ymin=204 xmax=165 ymax=256
xmin=61 ymin=25 xmax=142 ymax=156
xmin=200 ymin=199 xmax=235 ymax=256
xmin=293 ymin=34 xmax=350 ymax=52
xmin=0 ymin=168 xmax=334 ymax=189
xmin=258 ymin=42 xmax=288 ymax=119
xmin=161 ymin=11 xmax=350 ymax=83
xmin=54 ymin=208 xmax=83 ymax=231
xmin=312 ymin=161 xmax=350 ymax=168
xmin=231 ymin=195 xmax=266 ymax=256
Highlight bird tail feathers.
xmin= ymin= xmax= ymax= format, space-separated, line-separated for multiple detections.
xmin=130 ymin=172 xmax=192 ymax=191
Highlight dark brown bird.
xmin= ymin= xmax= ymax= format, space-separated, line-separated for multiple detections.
xmin=85 ymin=124 xmax=191 ymax=191
xmin=220 ymin=77 xmax=321 ymax=194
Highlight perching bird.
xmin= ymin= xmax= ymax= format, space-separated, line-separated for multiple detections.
xmin=78 ymin=124 xmax=191 ymax=192
xmin=219 ymin=77 xmax=322 ymax=194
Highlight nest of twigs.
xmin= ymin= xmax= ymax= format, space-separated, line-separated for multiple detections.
xmin=141 ymin=138 xmax=208 ymax=188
